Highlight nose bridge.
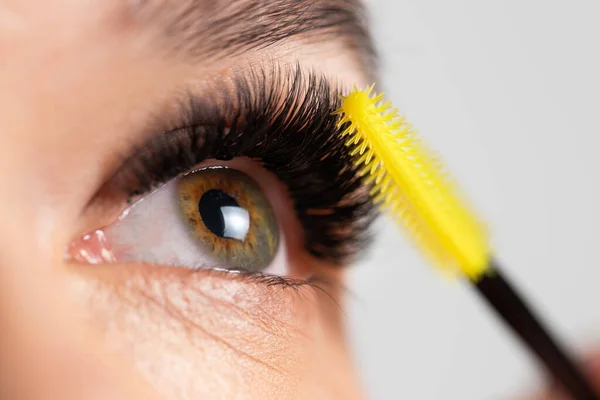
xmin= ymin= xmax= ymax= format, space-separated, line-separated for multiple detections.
xmin=0 ymin=31 xmax=93 ymax=254
xmin=0 ymin=215 xmax=66 ymax=397
xmin=0 ymin=10 xmax=163 ymax=398
xmin=0 ymin=122 xmax=63 ymax=265
xmin=0 ymin=152 xmax=64 ymax=346
xmin=0 ymin=56 xmax=75 ymax=387
xmin=0 ymin=9 xmax=104 ymax=352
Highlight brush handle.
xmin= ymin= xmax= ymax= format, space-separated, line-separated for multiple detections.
xmin=475 ymin=262 xmax=598 ymax=400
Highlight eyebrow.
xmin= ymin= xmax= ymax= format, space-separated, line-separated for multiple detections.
xmin=132 ymin=0 xmax=377 ymax=75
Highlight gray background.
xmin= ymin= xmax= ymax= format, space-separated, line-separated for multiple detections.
xmin=348 ymin=1 xmax=600 ymax=399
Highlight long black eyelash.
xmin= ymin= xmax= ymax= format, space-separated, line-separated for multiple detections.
xmin=109 ymin=64 xmax=377 ymax=264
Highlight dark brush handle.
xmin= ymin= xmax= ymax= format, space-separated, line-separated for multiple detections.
xmin=474 ymin=262 xmax=598 ymax=400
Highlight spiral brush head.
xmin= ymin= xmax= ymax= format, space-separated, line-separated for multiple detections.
xmin=334 ymin=85 xmax=600 ymax=399
xmin=335 ymin=85 xmax=490 ymax=281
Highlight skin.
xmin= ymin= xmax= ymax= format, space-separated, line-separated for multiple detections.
xmin=0 ymin=1 xmax=596 ymax=399
xmin=0 ymin=1 xmax=368 ymax=399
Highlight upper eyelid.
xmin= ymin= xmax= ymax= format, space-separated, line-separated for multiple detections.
xmin=93 ymin=64 xmax=376 ymax=264
xmin=107 ymin=64 xmax=344 ymax=198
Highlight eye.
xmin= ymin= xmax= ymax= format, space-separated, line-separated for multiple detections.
xmin=69 ymin=165 xmax=284 ymax=273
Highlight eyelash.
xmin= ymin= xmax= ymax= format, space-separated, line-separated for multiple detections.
xmin=104 ymin=65 xmax=376 ymax=265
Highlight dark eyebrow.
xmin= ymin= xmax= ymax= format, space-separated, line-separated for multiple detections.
xmin=132 ymin=0 xmax=377 ymax=76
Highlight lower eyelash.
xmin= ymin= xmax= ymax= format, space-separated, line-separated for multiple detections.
xmin=212 ymin=269 xmax=345 ymax=306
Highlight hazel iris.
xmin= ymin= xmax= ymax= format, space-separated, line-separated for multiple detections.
xmin=177 ymin=167 xmax=278 ymax=272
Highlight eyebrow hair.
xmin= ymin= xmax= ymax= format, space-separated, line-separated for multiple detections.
xmin=133 ymin=0 xmax=377 ymax=75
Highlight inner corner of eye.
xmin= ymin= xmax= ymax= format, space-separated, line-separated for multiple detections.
xmin=69 ymin=166 xmax=286 ymax=276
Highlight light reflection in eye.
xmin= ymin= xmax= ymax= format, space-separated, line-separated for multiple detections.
xmin=69 ymin=167 xmax=283 ymax=273
xmin=197 ymin=189 xmax=250 ymax=241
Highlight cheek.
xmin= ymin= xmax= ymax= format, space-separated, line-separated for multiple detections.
xmin=67 ymin=265 xmax=322 ymax=400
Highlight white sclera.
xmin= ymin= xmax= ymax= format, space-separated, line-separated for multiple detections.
xmin=106 ymin=181 xmax=212 ymax=268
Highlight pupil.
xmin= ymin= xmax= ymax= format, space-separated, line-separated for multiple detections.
xmin=198 ymin=189 xmax=250 ymax=241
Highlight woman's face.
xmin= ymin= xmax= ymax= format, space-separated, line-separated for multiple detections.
xmin=0 ymin=1 xmax=377 ymax=399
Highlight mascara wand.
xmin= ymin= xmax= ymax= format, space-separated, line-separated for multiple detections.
xmin=336 ymin=85 xmax=598 ymax=400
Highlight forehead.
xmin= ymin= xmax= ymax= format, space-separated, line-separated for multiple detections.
xmin=1 ymin=1 xmax=375 ymax=85
xmin=137 ymin=1 xmax=373 ymax=64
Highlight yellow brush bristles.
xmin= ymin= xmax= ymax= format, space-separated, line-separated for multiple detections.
xmin=336 ymin=85 xmax=490 ymax=281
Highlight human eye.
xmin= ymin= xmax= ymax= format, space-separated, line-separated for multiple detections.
xmin=67 ymin=66 xmax=376 ymax=280
xmin=72 ymin=162 xmax=286 ymax=274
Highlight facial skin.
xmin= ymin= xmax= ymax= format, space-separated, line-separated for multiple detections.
xmin=1 ymin=2 xmax=598 ymax=400
xmin=0 ymin=1 xmax=375 ymax=399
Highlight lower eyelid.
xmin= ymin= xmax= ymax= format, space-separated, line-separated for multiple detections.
xmin=68 ymin=261 xmax=326 ymax=392
xmin=72 ymin=262 xmax=321 ymax=321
